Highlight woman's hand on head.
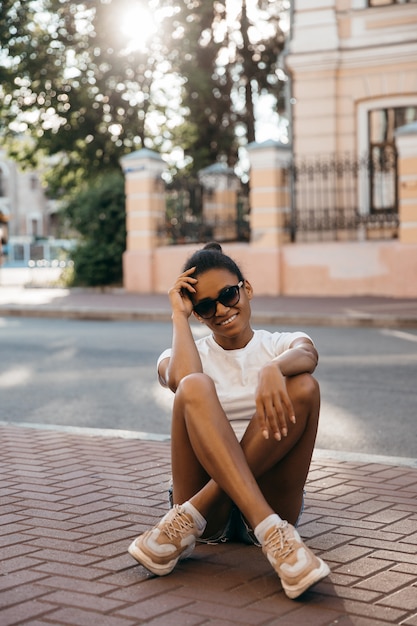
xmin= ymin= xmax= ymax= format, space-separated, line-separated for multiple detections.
xmin=168 ymin=268 xmax=197 ymax=318
xmin=255 ymin=363 xmax=295 ymax=442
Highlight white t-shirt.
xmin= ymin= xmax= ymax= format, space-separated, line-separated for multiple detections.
xmin=157 ymin=329 xmax=312 ymax=439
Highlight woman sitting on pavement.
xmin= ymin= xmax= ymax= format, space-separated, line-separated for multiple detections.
xmin=128 ymin=242 xmax=330 ymax=599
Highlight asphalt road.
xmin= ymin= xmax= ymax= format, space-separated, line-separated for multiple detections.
xmin=1 ymin=317 xmax=416 ymax=459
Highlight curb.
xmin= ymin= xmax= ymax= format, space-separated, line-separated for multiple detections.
xmin=1 ymin=305 xmax=416 ymax=328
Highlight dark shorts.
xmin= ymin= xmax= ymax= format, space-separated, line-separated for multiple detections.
xmin=168 ymin=487 xmax=305 ymax=547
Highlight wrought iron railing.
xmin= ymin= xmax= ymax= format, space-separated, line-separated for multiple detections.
xmin=157 ymin=178 xmax=250 ymax=245
xmin=157 ymin=151 xmax=399 ymax=245
xmin=287 ymin=152 xmax=399 ymax=242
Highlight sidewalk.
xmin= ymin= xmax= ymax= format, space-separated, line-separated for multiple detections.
xmin=1 ymin=282 xmax=417 ymax=327
xmin=2 ymin=422 xmax=417 ymax=626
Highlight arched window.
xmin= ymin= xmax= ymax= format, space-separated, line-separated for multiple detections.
xmin=357 ymin=98 xmax=417 ymax=214
xmin=368 ymin=106 xmax=417 ymax=212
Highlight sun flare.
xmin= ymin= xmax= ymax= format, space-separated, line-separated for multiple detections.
xmin=120 ymin=5 xmax=157 ymax=53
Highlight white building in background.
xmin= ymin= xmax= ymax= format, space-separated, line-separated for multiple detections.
xmin=0 ymin=149 xmax=59 ymax=241
xmin=0 ymin=149 xmax=69 ymax=268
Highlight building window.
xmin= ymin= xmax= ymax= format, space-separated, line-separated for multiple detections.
xmin=369 ymin=106 xmax=417 ymax=146
xmin=31 ymin=218 xmax=39 ymax=237
xmin=368 ymin=0 xmax=417 ymax=6
xmin=368 ymin=106 xmax=417 ymax=212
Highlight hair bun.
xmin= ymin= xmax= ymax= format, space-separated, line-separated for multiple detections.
xmin=203 ymin=242 xmax=223 ymax=253
xmin=183 ymin=241 xmax=243 ymax=279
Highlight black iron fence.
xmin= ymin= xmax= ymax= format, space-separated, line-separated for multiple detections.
xmin=157 ymin=178 xmax=250 ymax=245
xmin=157 ymin=151 xmax=399 ymax=246
xmin=287 ymin=150 xmax=399 ymax=242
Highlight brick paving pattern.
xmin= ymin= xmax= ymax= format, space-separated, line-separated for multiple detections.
xmin=1 ymin=423 xmax=417 ymax=625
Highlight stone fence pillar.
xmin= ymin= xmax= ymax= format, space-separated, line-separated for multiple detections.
xmin=246 ymin=140 xmax=292 ymax=247
xmin=198 ymin=163 xmax=240 ymax=241
xmin=120 ymin=148 xmax=167 ymax=292
xmin=395 ymin=122 xmax=417 ymax=244
xmin=242 ymin=140 xmax=292 ymax=294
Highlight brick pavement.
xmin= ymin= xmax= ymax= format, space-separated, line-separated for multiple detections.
xmin=2 ymin=423 xmax=417 ymax=626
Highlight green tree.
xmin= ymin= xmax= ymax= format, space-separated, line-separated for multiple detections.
xmin=0 ymin=0 xmax=176 ymax=195
xmin=63 ymin=172 xmax=126 ymax=286
xmin=0 ymin=0 xmax=288 ymax=186
xmin=165 ymin=0 xmax=238 ymax=173
xmin=165 ymin=0 xmax=288 ymax=175
xmin=0 ymin=0 xmax=288 ymax=285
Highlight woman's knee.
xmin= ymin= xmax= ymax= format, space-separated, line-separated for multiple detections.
xmin=173 ymin=373 xmax=223 ymax=433
xmin=287 ymin=373 xmax=320 ymax=408
xmin=175 ymin=372 xmax=216 ymax=408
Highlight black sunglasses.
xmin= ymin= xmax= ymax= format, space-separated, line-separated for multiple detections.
xmin=193 ymin=281 xmax=244 ymax=319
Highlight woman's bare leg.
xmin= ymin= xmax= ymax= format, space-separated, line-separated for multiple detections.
xmin=169 ymin=377 xmax=233 ymax=537
xmin=170 ymin=373 xmax=273 ymax=531
xmin=241 ymin=373 xmax=320 ymax=524
xmin=171 ymin=372 xmax=320 ymax=530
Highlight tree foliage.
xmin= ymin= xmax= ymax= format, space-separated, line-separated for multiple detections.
xmin=0 ymin=0 xmax=177 ymax=194
xmin=163 ymin=0 xmax=288 ymax=173
xmin=0 ymin=0 xmax=288 ymax=188
xmin=0 ymin=0 xmax=288 ymax=285
xmin=63 ymin=171 xmax=126 ymax=286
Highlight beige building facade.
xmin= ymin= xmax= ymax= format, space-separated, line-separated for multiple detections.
xmin=286 ymin=0 xmax=417 ymax=157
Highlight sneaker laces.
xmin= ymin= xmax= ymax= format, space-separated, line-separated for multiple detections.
xmin=264 ymin=521 xmax=294 ymax=561
xmin=162 ymin=505 xmax=195 ymax=540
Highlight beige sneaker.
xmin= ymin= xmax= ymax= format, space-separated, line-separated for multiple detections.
xmin=128 ymin=505 xmax=204 ymax=576
xmin=262 ymin=521 xmax=330 ymax=599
